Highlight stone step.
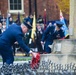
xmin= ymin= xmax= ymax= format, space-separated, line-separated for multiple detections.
xmin=40 ymin=54 xmax=76 ymax=66
xmin=52 ymin=39 xmax=76 ymax=54
xmin=38 ymin=54 xmax=76 ymax=72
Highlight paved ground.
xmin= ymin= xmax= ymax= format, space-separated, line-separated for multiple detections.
xmin=0 ymin=61 xmax=29 ymax=67
xmin=0 ymin=52 xmax=32 ymax=67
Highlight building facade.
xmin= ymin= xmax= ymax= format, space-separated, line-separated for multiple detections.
xmin=0 ymin=0 xmax=65 ymax=21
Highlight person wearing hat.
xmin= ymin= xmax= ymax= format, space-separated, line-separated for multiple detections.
xmin=41 ymin=24 xmax=55 ymax=53
xmin=53 ymin=21 xmax=65 ymax=39
xmin=0 ymin=19 xmax=37 ymax=65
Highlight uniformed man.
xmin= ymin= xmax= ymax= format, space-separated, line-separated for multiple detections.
xmin=41 ymin=24 xmax=55 ymax=53
xmin=53 ymin=21 xmax=65 ymax=39
xmin=0 ymin=19 xmax=37 ymax=65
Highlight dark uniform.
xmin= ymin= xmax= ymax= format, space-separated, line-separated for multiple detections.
xmin=53 ymin=29 xmax=64 ymax=39
xmin=53 ymin=21 xmax=65 ymax=39
xmin=23 ymin=30 xmax=31 ymax=56
xmin=0 ymin=15 xmax=3 ymax=23
xmin=0 ymin=28 xmax=2 ymax=34
xmin=23 ymin=30 xmax=31 ymax=46
xmin=0 ymin=23 xmax=31 ymax=65
xmin=41 ymin=25 xmax=55 ymax=53
xmin=36 ymin=28 xmax=44 ymax=53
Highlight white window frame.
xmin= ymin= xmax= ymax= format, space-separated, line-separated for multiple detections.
xmin=8 ymin=0 xmax=24 ymax=14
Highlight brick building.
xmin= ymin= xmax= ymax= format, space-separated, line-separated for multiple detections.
xmin=0 ymin=0 xmax=61 ymax=21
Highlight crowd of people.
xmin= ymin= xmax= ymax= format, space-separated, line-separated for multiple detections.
xmin=0 ymin=12 xmax=66 ymax=56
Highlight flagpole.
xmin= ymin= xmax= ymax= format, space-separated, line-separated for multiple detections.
xmin=43 ymin=8 xmax=47 ymax=30
xmin=6 ymin=11 xmax=9 ymax=29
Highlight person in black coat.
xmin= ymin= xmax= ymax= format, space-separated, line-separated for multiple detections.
xmin=23 ymin=30 xmax=31 ymax=56
xmin=0 ymin=13 xmax=3 ymax=23
xmin=9 ymin=17 xmax=14 ymax=26
xmin=0 ymin=19 xmax=36 ymax=65
xmin=36 ymin=23 xmax=44 ymax=53
xmin=0 ymin=23 xmax=2 ymax=34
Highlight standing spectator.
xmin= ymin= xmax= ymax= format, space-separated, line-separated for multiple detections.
xmin=23 ymin=30 xmax=31 ymax=46
xmin=1 ymin=14 xmax=6 ymax=24
xmin=29 ymin=14 xmax=33 ymax=25
xmin=37 ymin=15 xmax=44 ymax=24
xmin=23 ymin=30 xmax=31 ymax=56
xmin=15 ymin=12 xmax=21 ymax=25
xmin=2 ymin=21 xmax=6 ymax=33
xmin=24 ymin=14 xmax=33 ymax=25
xmin=0 ymin=23 xmax=2 ymax=34
xmin=0 ymin=11 xmax=3 ymax=23
xmin=24 ymin=15 xmax=29 ymax=22
xmin=37 ymin=15 xmax=44 ymax=30
xmin=36 ymin=23 xmax=44 ymax=53
xmin=9 ymin=17 xmax=14 ymax=26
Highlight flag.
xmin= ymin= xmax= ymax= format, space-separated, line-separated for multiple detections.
xmin=60 ymin=10 xmax=69 ymax=37
xmin=43 ymin=8 xmax=47 ymax=30
xmin=15 ymin=12 xmax=21 ymax=25
xmin=31 ymin=12 xmax=36 ymax=42
xmin=6 ymin=13 xmax=9 ymax=29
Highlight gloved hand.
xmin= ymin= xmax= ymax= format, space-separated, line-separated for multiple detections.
xmin=41 ymin=41 xmax=44 ymax=45
xmin=29 ymin=50 xmax=37 ymax=58
xmin=31 ymin=52 xmax=39 ymax=58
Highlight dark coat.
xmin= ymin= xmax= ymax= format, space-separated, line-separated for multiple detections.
xmin=23 ymin=30 xmax=31 ymax=46
xmin=0 ymin=24 xmax=30 ymax=64
xmin=41 ymin=25 xmax=55 ymax=53
xmin=0 ymin=15 xmax=3 ymax=23
xmin=0 ymin=29 xmax=2 ymax=34
xmin=53 ymin=29 xmax=65 ymax=39
xmin=42 ymin=25 xmax=55 ymax=43
xmin=36 ymin=28 xmax=44 ymax=53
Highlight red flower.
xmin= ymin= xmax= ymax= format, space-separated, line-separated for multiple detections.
xmin=31 ymin=53 xmax=40 ymax=69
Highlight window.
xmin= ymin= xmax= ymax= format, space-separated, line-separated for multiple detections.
xmin=8 ymin=0 xmax=24 ymax=13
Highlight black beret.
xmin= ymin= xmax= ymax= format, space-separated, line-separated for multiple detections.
xmin=56 ymin=21 xmax=64 ymax=28
xmin=23 ymin=20 xmax=32 ymax=29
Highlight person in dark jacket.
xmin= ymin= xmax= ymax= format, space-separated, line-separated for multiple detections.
xmin=0 ymin=19 xmax=36 ymax=65
xmin=0 ymin=23 xmax=2 ymax=34
xmin=41 ymin=25 xmax=55 ymax=53
xmin=53 ymin=21 xmax=65 ymax=39
xmin=0 ymin=12 xmax=3 ymax=23
xmin=23 ymin=30 xmax=31 ymax=56
xmin=9 ymin=17 xmax=14 ymax=26
xmin=36 ymin=23 xmax=44 ymax=53
xmin=37 ymin=15 xmax=44 ymax=24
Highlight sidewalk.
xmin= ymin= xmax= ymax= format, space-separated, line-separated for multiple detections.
xmin=0 ymin=53 xmax=32 ymax=67
xmin=0 ymin=56 xmax=31 ymax=67
xmin=0 ymin=61 xmax=30 ymax=67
